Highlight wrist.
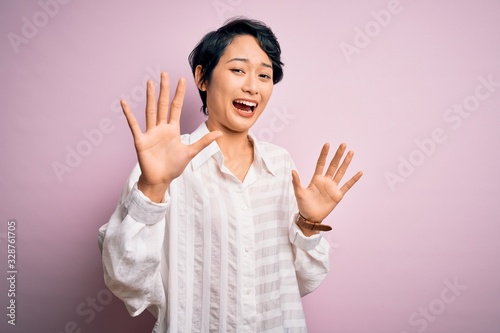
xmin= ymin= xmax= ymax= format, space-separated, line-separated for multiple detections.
xmin=296 ymin=212 xmax=332 ymax=234
xmin=137 ymin=177 xmax=170 ymax=203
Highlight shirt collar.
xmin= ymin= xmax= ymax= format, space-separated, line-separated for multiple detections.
xmin=189 ymin=122 xmax=276 ymax=176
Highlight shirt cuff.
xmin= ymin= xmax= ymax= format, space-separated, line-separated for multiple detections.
xmin=289 ymin=219 xmax=323 ymax=251
xmin=124 ymin=183 xmax=169 ymax=225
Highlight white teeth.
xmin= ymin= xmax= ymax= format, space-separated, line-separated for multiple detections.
xmin=234 ymin=100 xmax=257 ymax=107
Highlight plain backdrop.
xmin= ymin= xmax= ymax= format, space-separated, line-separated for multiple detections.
xmin=1 ymin=0 xmax=499 ymax=332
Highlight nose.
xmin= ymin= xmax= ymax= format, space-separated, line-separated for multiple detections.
xmin=242 ymin=74 xmax=259 ymax=95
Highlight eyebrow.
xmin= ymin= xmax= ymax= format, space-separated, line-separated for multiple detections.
xmin=226 ymin=57 xmax=272 ymax=69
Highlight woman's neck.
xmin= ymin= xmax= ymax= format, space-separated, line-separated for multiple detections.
xmin=205 ymin=121 xmax=253 ymax=159
xmin=205 ymin=120 xmax=254 ymax=182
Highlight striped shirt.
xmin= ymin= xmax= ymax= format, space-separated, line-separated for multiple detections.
xmin=99 ymin=122 xmax=330 ymax=333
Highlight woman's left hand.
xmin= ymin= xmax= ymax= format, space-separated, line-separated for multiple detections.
xmin=292 ymin=143 xmax=363 ymax=226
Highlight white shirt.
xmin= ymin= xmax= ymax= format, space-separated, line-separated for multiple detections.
xmin=99 ymin=122 xmax=330 ymax=333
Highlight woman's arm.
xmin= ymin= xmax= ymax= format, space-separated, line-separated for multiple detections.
xmin=98 ymin=72 xmax=221 ymax=318
xmin=290 ymin=143 xmax=362 ymax=295
xmin=99 ymin=164 xmax=167 ymax=317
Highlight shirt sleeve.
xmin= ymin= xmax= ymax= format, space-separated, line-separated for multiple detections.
xmin=98 ymin=163 xmax=168 ymax=318
xmin=289 ymin=216 xmax=330 ymax=297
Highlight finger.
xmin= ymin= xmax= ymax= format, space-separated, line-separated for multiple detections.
xmin=168 ymin=77 xmax=186 ymax=125
xmin=325 ymin=143 xmax=346 ymax=178
xmin=188 ymin=130 xmax=223 ymax=157
xmin=332 ymin=150 xmax=354 ymax=184
xmin=313 ymin=143 xmax=330 ymax=176
xmin=145 ymin=80 xmax=157 ymax=130
xmin=339 ymin=171 xmax=363 ymax=194
xmin=291 ymin=170 xmax=303 ymax=197
xmin=156 ymin=72 xmax=170 ymax=125
xmin=121 ymin=100 xmax=142 ymax=140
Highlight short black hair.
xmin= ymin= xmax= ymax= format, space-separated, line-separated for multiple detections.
xmin=188 ymin=17 xmax=284 ymax=115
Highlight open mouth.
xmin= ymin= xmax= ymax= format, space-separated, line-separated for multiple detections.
xmin=233 ymin=99 xmax=257 ymax=113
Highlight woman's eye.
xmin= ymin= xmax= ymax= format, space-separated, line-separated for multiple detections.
xmin=260 ymin=74 xmax=272 ymax=79
xmin=231 ymin=69 xmax=244 ymax=74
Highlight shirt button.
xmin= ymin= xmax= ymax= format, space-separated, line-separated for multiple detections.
xmin=245 ymin=288 xmax=251 ymax=295
xmin=241 ymin=205 xmax=248 ymax=211
xmin=245 ymin=247 xmax=251 ymax=253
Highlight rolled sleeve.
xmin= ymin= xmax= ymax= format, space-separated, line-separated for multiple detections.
xmin=289 ymin=220 xmax=323 ymax=251
xmin=289 ymin=215 xmax=331 ymax=296
xmin=125 ymin=184 xmax=170 ymax=225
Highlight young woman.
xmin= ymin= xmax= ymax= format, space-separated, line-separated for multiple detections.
xmin=99 ymin=18 xmax=362 ymax=332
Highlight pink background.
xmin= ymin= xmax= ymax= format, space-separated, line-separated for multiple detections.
xmin=1 ymin=0 xmax=500 ymax=332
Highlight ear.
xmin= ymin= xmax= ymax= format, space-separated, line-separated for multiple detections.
xmin=194 ymin=65 xmax=207 ymax=91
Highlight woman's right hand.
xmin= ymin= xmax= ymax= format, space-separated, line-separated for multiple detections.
xmin=121 ymin=72 xmax=222 ymax=202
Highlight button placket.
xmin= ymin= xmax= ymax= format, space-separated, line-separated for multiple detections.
xmin=237 ymin=189 xmax=256 ymax=332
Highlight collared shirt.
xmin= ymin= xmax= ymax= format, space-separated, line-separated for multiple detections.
xmin=99 ymin=122 xmax=330 ymax=333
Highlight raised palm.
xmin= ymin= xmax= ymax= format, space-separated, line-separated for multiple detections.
xmin=292 ymin=143 xmax=362 ymax=223
xmin=121 ymin=72 xmax=221 ymax=202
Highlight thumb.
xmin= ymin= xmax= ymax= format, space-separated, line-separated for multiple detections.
xmin=291 ymin=170 xmax=303 ymax=196
xmin=188 ymin=131 xmax=223 ymax=157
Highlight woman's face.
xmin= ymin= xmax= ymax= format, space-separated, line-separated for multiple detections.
xmin=200 ymin=34 xmax=274 ymax=134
